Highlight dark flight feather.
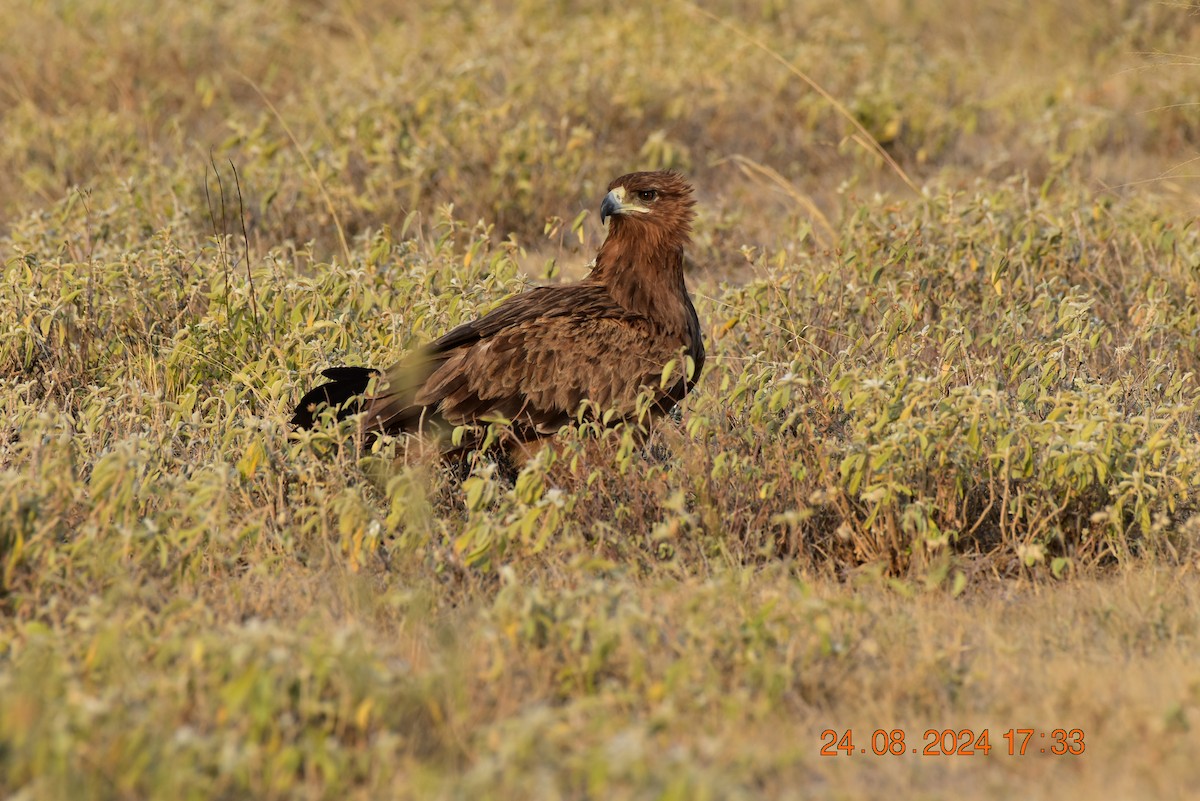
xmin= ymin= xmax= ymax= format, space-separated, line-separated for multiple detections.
xmin=290 ymin=366 xmax=378 ymax=428
xmin=292 ymin=170 xmax=705 ymax=455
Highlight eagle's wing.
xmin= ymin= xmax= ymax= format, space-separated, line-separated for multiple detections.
xmin=359 ymin=284 xmax=686 ymax=438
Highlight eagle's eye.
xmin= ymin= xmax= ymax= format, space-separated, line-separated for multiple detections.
xmin=637 ymin=189 xmax=658 ymax=203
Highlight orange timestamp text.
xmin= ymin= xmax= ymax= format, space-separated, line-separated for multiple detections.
xmin=819 ymin=728 xmax=1085 ymax=757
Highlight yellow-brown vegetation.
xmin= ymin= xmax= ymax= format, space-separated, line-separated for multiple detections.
xmin=3 ymin=1 xmax=1200 ymax=798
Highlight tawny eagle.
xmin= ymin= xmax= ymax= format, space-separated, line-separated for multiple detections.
xmin=291 ymin=170 xmax=704 ymax=458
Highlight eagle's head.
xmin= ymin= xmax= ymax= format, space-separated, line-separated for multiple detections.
xmin=600 ymin=170 xmax=695 ymax=252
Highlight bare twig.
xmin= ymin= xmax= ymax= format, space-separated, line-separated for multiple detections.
xmin=720 ymin=154 xmax=838 ymax=248
xmin=229 ymin=159 xmax=261 ymax=337
xmin=239 ymin=72 xmax=353 ymax=265
xmin=681 ymin=0 xmax=920 ymax=196
xmin=203 ymin=156 xmax=233 ymax=331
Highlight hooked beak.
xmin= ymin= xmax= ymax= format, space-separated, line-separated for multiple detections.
xmin=599 ymin=186 xmax=650 ymax=224
xmin=600 ymin=190 xmax=621 ymax=224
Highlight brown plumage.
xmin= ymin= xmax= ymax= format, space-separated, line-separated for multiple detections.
xmin=292 ymin=170 xmax=704 ymax=457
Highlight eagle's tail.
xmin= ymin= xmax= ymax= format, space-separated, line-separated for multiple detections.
xmin=291 ymin=366 xmax=380 ymax=429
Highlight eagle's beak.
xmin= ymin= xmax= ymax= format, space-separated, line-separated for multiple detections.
xmin=600 ymin=186 xmax=650 ymax=224
xmin=600 ymin=188 xmax=623 ymax=224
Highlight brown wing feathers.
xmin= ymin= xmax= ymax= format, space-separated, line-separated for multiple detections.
xmin=291 ymin=170 xmax=704 ymax=453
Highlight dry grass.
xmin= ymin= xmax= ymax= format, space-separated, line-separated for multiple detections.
xmin=3 ymin=0 xmax=1200 ymax=798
